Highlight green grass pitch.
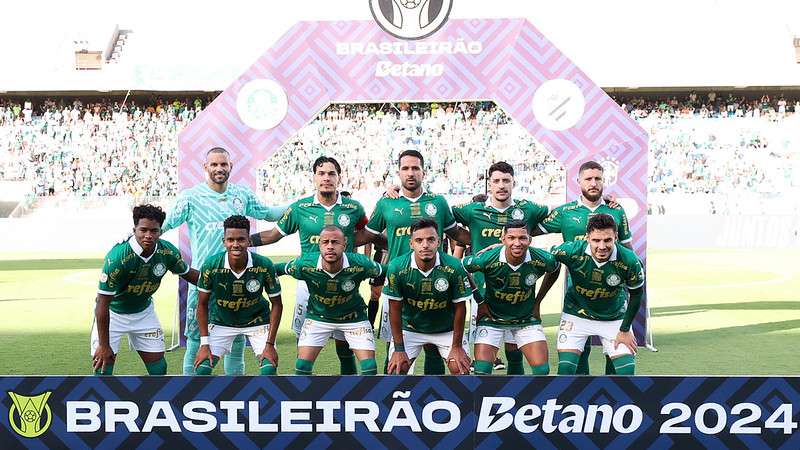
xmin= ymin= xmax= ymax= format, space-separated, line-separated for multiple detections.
xmin=0 ymin=248 xmax=798 ymax=376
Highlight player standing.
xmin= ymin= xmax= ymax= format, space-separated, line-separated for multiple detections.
xmin=92 ymin=204 xmax=199 ymax=375
xmin=163 ymin=147 xmax=288 ymax=375
xmin=194 ymin=216 xmax=283 ymax=375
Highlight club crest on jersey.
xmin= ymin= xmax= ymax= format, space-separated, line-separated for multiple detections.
xmin=606 ymin=274 xmax=621 ymax=287
xmin=152 ymin=263 xmax=167 ymax=277
xmin=246 ymin=279 xmax=261 ymax=293
xmin=425 ymin=203 xmax=437 ymax=217
xmin=511 ymin=208 xmax=524 ymax=221
xmin=231 ymin=197 xmax=245 ymax=214
xmin=434 ymin=277 xmax=449 ymax=292
xmin=525 ymin=273 xmax=537 ymax=286
xmin=99 ymin=272 xmax=108 ymax=283
xmin=342 ymin=280 xmax=356 ymax=292
xmin=337 ymin=214 xmax=351 ymax=227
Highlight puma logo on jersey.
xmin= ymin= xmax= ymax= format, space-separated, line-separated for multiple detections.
xmin=482 ymin=212 xmax=492 ymax=219
xmin=394 ymin=208 xmax=405 ymax=215
xmin=218 ymin=283 xmax=227 ymax=290
xmin=572 ymin=217 xmax=582 ymax=223
xmin=308 ymin=216 xmax=318 ymax=223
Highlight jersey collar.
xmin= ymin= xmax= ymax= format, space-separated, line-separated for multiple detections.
xmin=484 ymin=198 xmax=517 ymax=213
xmin=410 ymin=251 xmax=440 ymax=277
xmin=400 ymin=190 xmax=426 ymax=202
xmin=224 ymin=251 xmax=254 ymax=279
xmin=128 ymin=237 xmax=158 ymax=263
xmin=316 ymin=253 xmax=350 ymax=278
xmin=313 ymin=192 xmax=343 ymax=211
xmin=499 ymin=246 xmax=531 ymax=271
xmin=578 ymin=196 xmax=606 ymax=212
xmin=584 ymin=243 xmax=617 ymax=267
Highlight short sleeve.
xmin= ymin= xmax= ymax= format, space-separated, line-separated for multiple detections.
xmin=276 ymin=206 xmax=298 ymax=236
xmin=626 ymin=257 xmax=645 ymax=290
xmin=365 ymin=199 xmax=386 ymax=234
xmin=265 ymin=262 xmax=282 ymax=298
xmin=197 ymin=261 xmax=213 ymax=293
xmin=450 ymin=262 xmax=473 ymax=304
xmin=618 ymin=209 xmax=633 ymax=244
xmin=382 ymin=263 xmax=402 ymax=301
xmin=98 ymin=250 xmax=124 ymax=296
xmin=439 ymin=197 xmax=456 ymax=231
xmin=164 ymin=242 xmax=190 ymax=275
xmin=538 ymin=207 xmax=562 ymax=234
xmin=162 ymin=190 xmax=190 ymax=233
xmin=452 ymin=203 xmax=470 ymax=227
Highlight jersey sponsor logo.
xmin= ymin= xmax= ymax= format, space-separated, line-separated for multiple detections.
xmin=309 ymin=235 xmax=321 ymax=244
xmin=99 ymin=272 xmax=108 ymax=283
xmin=216 ymin=297 xmax=261 ymax=311
xmin=425 ymin=203 xmax=438 ymax=217
xmin=525 ymin=273 xmax=537 ymax=286
xmin=511 ymin=208 xmax=524 ymax=220
xmin=395 ymin=226 xmax=411 ymax=237
xmin=606 ymin=274 xmax=621 ymax=287
xmin=246 ymin=279 xmax=261 ymax=293
xmin=494 ymin=289 xmax=532 ymax=305
xmin=127 ymin=281 xmax=160 ymax=296
xmin=406 ymin=297 xmax=448 ymax=311
xmin=434 ymin=277 xmax=449 ymax=292
xmin=204 ymin=221 xmax=224 ymax=231
xmin=337 ymin=214 xmax=351 ymax=227
xmin=574 ymin=284 xmax=616 ymax=300
xmin=342 ymin=280 xmax=356 ymax=292
xmin=480 ymin=228 xmax=502 ymax=238
xmin=315 ymin=293 xmax=353 ymax=307
xmin=231 ymin=197 xmax=245 ymax=214
xmin=152 ymin=263 xmax=167 ymax=277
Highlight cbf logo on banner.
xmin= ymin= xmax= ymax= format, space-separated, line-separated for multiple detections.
xmin=7 ymin=391 xmax=52 ymax=438
xmin=369 ymin=0 xmax=453 ymax=40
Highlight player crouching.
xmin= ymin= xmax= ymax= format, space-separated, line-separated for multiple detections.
xmin=462 ymin=220 xmax=559 ymax=375
xmin=92 ymin=204 xmax=199 ymax=375
xmin=277 ymin=226 xmax=382 ymax=375
xmin=194 ymin=215 xmax=283 ymax=375
xmin=385 ymin=219 xmax=472 ymax=375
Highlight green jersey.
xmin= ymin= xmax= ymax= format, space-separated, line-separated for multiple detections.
xmin=453 ymin=198 xmax=549 ymax=294
xmin=383 ymin=251 xmax=472 ymax=334
xmin=98 ymin=238 xmax=190 ymax=314
xmin=538 ymin=199 xmax=632 ymax=244
xmin=462 ymin=245 xmax=558 ymax=328
xmin=278 ymin=252 xmax=384 ymax=323
xmin=366 ymin=192 xmax=456 ymax=259
xmin=277 ymin=193 xmax=367 ymax=254
xmin=550 ymin=240 xmax=645 ymax=321
xmin=197 ymin=251 xmax=281 ymax=327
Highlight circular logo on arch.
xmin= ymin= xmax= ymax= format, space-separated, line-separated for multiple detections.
xmin=369 ymin=0 xmax=453 ymax=40
xmin=236 ymin=79 xmax=288 ymax=130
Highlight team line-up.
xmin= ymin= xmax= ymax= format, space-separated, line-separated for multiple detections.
xmin=91 ymin=148 xmax=645 ymax=376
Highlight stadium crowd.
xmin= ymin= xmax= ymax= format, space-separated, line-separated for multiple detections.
xmin=1 ymin=93 xmax=798 ymax=213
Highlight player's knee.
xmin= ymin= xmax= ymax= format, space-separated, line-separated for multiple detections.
xmin=145 ymin=357 xmax=167 ymax=375
xmin=295 ymin=358 xmax=314 ymax=375
xmin=359 ymin=358 xmax=378 ymax=375
xmin=611 ymin=354 xmax=635 ymax=375
xmin=530 ymin=363 xmax=550 ymax=375
xmin=557 ymin=352 xmax=580 ymax=375
xmin=259 ymin=360 xmax=277 ymax=376
xmin=474 ymin=359 xmax=493 ymax=375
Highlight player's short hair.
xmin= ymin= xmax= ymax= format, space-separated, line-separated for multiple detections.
xmin=472 ymin=193 xmax=488 ymax=203
xmin=223 ymin=215 xmax=250 ymax=232
xmin=586 ymin=214 xmax=617 ymax=235
xmin=206 ymin=147 xmax=230 ymax=157
xmin=132 ymin=204 xmax=166 ymax=226
xmin=578 ymin=160 xmax=604 ymax=175
xmin=341 ymin=191 xmax=352 ymax=198
xmin=488 ymin=161 xmax=514 ymax=178
xmin=410 ymin=218 xmax=438 ymax=235
xmin=398 ymin=149 xmax=424 ymax=168
xmin=320 ymin=225 xmax=345 ymax=236
xmin=312 ymin=156 xmax=341 ymax=175
xmin=503 ymin=220 xmax=528 ymax=232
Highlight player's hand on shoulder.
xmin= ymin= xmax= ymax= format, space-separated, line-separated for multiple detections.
xmin=476 ymin=242 xmax=502 ymax=256
xmin=384 ymin=183 xmax=401 ymax=199
xmin=604 ymin=193 xmax=620 ymax=208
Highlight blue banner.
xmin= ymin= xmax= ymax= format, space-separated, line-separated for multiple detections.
xmin=2 ymin=376 xmax=798 ymax=448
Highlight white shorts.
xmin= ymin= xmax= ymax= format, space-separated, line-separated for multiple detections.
xmin=556 ymin=313 xmax=632 ymax=358
xmin=298 ymin=319 xmax=375 ymax=351
xmin=90 ymin=302 xmax=164 ymax=355
xmin=293 ymin=281 xmax=346 ymax=341
xmin=388 ymin=330 xmax=470 ymax=361
xmin=475 ymin=324 xmax=545 ymax=349
xmin=468 ymin=300 xmax=517 ymax=346
xmin=208 ymin=323 xmax=273 ymax=357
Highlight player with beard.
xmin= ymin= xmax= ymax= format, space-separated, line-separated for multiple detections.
xmin=533 ymin=160 xmax=633 ymax=375
xmin=163 ymin=147 xmax=289 ymax=375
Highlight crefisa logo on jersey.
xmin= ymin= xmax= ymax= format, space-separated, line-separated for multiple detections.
xmin=369 ymin=0 xmax=453 ymax=40
xmin=8 ymin=391 xmax=53 ymax=438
